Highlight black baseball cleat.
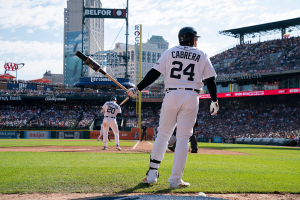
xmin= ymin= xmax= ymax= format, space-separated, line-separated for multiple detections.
xmin=168 ymin=146 xmax=175 ymax=152
xmin=191 ymin=149 xmax=198 ymax=153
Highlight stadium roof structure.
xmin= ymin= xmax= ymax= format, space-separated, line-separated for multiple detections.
xmin=29 ymin=78 xmax=51 ymax=83
xmin=0 ymin=73 xmax=16 ymax=79
xmin=219 ymin=17 xmax=300 ymax=44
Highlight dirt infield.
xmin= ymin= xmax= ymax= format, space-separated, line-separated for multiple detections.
xmin=0 ymin=141 xmax=247 ymax=155
xmin=1 ymin=141 xmax=299 ymax=200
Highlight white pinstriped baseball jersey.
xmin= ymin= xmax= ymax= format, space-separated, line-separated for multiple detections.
xmin=102 ymin=101 xmax=121 ymax=118
xmin=152 ymin=45 xmax=216 ymax=90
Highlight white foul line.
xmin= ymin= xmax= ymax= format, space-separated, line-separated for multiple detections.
xmin=132 ymin=141 xmax=139 ymax=149
xmin=148 ymin=142 xmax=153 ymax=145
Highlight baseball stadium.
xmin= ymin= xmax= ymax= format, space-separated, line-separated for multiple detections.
xmin=1 ymin=2 xmax=300 ymax=200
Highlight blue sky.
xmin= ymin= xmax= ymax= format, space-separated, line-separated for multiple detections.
xmin=0 ymin=0 xmax=300 ymax=81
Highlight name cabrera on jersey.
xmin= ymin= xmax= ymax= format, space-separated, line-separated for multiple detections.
xmin=102 ymin=101 xmax=121 ymax=118
xmin=153 ymin=45 xmax=217 ymax=90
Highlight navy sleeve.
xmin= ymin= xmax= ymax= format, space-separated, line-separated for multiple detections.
xmin=137 ymin=68 xmax=161 ymax=91
xmin=204 ymin=76 xmax=218 ymax=102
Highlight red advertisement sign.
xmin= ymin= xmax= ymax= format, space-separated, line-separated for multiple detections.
xmin=199 ymin=88 xmax=300 ymax=99
xmin=4 ymin=63 xmax=25 ymax=71
xmin=4 ymin=63 xmax=18 ymax=71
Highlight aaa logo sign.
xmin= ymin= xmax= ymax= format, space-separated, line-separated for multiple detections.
xmin=4 ymin=63 xmax=25 ymax=71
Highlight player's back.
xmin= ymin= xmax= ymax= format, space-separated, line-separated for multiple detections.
xmin=153 ymin=45 xmax=216 ymax=90
xmin=102 ymin=101 xmax=121 ymax=118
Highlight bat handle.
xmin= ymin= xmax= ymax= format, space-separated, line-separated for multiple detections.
xmin=75 ymin=50 xmax=87 ymax=62
xmin=120 ymin=97 xmax=129 ymax=106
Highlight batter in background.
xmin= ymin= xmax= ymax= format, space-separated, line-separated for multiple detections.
xmin=127 ymin=27 xmax=219 ymax=190
xmin=101 ymin=97 xmax=122 ymax=151
xmin=141 ymin=123 xmax=148 ymax=141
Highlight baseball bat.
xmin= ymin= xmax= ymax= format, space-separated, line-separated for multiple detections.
xmin=119 ymin=97 xmax=129 ymax=106
xmin=75 ymin=50 xmax=128 ymax=92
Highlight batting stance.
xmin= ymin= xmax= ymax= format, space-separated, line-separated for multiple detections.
xmin=127 ymin=27 xmax=219 ymax=189
xmin=101 ymin=97 xmax=122 ymax=151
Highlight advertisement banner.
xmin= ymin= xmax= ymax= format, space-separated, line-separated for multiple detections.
xmin=7 ymin=83 xmax=37 ymax=90
xmin=0 ymin=96 xmax=22 ymax=101
xmin=90 ymin=127 xmax=154 ymax=140
xmin=24 ymin=131 xmax=51 ymax=139
xmin=199 ymin=88 xmax=300 ymax=99
xmin=213 ymin=137 xmax=222 ymax=143
xmin=44 ymin=86 xmax=53 ymax=91
xmin=0 ymin=131 xmax=18 ymax=138
xmin=7 ymin=83 xmax=19 ymax=90
xmin=56 ymin=131 xmax=83 ymax=139
xmin=84 ymin=8 xmax=126 ymax=19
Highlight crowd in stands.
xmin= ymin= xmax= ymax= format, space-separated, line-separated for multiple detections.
xmin=77 ymin=106 xmax=102 ymax=129
xmin=123 ymin=107 xmax=160 ymax=127
xmin=211 ymin=36 xmax=300 ymax=76
xmin=0 ymin=101 xmax=299 ymax=140
xmin=29 ymin=106 xmax=81 ymax=129
xmin=196 ymin=102 xmax=300 ymax=139
xmin=0 ymin=89 xmax=164 ymax=98
xmin=0 ymin=105 xmax=40 ymax=128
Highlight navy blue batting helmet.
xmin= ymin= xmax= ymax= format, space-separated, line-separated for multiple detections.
xmin=178 ymin=27 xmax=200 ymax=43
xmin=110 ymin=97 xmax=117 ymax=101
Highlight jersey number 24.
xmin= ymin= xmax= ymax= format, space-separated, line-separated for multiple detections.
xmin=170 ymin=61 xmax=195 ymax=81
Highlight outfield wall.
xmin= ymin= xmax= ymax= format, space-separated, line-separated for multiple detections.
xmin=236 ymin=138 xmax=298 ymax=147
xmin=10 ymin=128 xmax=155 ymax=140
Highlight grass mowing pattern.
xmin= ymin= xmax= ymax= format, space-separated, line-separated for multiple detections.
xmin=0 ymin=141 xmax=299 ymax=194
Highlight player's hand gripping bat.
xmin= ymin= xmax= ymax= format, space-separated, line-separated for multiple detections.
xmin=75 ymin=50 xmax=129 ymax=105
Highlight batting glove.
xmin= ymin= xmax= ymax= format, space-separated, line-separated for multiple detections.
xmin=127 ymin=87 xmax=139 ymax=98
xmin=210 ymin=100 xmax=219 ymax=116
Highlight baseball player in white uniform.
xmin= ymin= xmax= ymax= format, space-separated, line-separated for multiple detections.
xmin=101 ymin=97 xmax=122 ymax=151
xmin=127 ymin=27 xmax=219 ymax=189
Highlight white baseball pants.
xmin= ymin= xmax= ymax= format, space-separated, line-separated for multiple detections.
xmin=102 ymin=118 xmax=119 ymax=147
xmin=98 ymin=124 xmax=103 ymax=140
xmin=168 ymin=135 xmax=177 ymax=146
xmin=150 ymin=90 xmax=199 ymax=181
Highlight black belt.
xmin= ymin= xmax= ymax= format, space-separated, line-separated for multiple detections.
xmin=166 ymin=88 xmax=200 ymax=93
xmin=105 ymin=116 xmax=115 ymax=119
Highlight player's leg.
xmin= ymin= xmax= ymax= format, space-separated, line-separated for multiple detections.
xmin=167 ymin=135 xmax=177 ymax=152
xmin=143 ymin=92 xmax=179 ymax=184
xmin=98 ymin=124 xmax=103 ymax=141
xmin=145 ymin=131 xmax=147 ymax=141
xmin=169 ymin=91 xmax=199 ymax=189
xmin=140 ymin=132 xmax=144 ymax=141
xmin=190 ymin=134 xmax=198 ymax=153
xmin=102 ymin=120 xmax=109 ymax=150
xmin=168 ymin=135 xmax=176 ymax=146
xmin=110 ymin=119 xmax=121 ymax=150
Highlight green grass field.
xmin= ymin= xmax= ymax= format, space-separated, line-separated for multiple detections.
xmin=0 ymin=139 xmax=299 ymax=194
